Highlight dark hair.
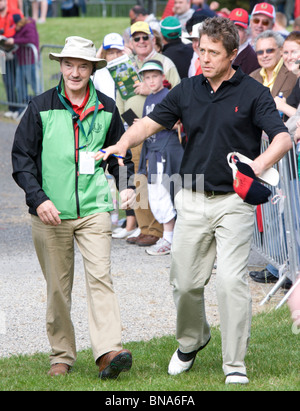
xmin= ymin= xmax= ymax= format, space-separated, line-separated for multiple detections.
xmin=199 ymin=16 xmax=239 ymax=56
xmin=131 ymin=5 xmax=148 ymax=16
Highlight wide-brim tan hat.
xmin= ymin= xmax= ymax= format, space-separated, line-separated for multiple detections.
xmin=49 ymin=36 xmax=107 ymax=70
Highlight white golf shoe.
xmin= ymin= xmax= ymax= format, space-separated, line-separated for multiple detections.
xmin=168 ymin=350 xmax=195 ymax=376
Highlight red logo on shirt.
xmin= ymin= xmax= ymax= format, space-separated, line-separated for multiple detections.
xmin=235 ymin=106 xmax=239 ymax=112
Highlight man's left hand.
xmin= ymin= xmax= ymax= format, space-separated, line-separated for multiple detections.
xmin=119 ymin=188 xmax=136 ymax=209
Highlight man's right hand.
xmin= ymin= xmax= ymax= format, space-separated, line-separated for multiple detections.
xmin=36 ymin=200 xmax=61 ymax=226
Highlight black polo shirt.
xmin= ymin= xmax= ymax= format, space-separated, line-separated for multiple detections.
xmin=147 ymin=66 xmax=288 ymax=192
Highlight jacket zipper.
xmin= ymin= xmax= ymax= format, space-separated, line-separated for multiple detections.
xmin=74 ymin=122 xmax=81 ymax=218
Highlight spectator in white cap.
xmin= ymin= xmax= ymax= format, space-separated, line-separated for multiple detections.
xmin=228 ymin=8 xmax=260 ymax=74
xmin=94 ymin=32 xmax=139 ymax=239
xmin=93 ymin=33 xmax=126 ymax=100
xmin=249 ymin=2 xmax=275 ymax=46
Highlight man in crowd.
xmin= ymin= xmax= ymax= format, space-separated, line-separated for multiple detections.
xmin=250 ymin=30 xmax=297 ymax=98
xmin=173 ymin=0 xmax=195 ymax=33
xmin=12 ymin=36 xmax=135 ymax=379
xmin=160 ymin=16 xmax=194 ymax=78
xmin=98 ymin=17 xmax=292 ymax=384
xmin=228 ymin=7 xmax=260 ymax=74
xmin=249 ymin=2 xmax=275 ymax=46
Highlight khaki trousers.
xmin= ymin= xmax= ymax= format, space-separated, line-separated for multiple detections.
xmin=131 ymin=144 xmax=163 ymax=238
xmin=31 ymin=212 xmax=122 ymax=366
xmin=170 ymin=189 xmax=255 ymax=376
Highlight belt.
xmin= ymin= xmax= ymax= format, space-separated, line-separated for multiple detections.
xmin=204 ymin=190 xmax=227 ymax=198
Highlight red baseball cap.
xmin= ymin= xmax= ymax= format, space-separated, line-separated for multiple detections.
xmin=232 ymin=156 xmax=272 ymax=205
xmin=229 ymin=8 xmax=249 ymax=29
xmin=252 ymin=2 xmax=276 ymax=20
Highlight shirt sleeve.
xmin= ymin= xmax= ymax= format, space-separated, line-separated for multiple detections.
xmin=252 ymin=85 xmax=289 ymax=142
xmin=147 ymin=82 xmax=182 ymax=130
xmin=11 ymin=101 xmax=49 ymax=211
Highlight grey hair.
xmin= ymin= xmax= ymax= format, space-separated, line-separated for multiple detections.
xmin=253 ymin=30 xmax=284 ymax=50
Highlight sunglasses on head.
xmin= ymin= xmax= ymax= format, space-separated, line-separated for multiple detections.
xmin=256 ymin=48 xmax=276 ymax=56
xmin=133 ymin=35 xmax=150 ymax=42
xmin=252 ymin=17 xmax=270 ymax=26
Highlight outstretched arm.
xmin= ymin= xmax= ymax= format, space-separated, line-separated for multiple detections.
xmin=93 ymin=116 xmax=165 ymax=165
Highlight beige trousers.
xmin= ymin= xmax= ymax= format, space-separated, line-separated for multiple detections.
xmin=170 ymin=189 xmax=255 ymax=376
xmin=131 ymin=145 xmax=163 ymax=238
xmin=31 ymin=212 xmax=122 ymax=366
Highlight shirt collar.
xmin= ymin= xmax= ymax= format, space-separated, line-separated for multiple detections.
xmin=64 ymin=83 xmax=90 ymax=115
xmin=260 ymin=58 xmax=283 ymax=86
xmin=201 ymin=65 xmax=244 ymax=86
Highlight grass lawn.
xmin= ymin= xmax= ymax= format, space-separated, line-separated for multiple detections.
xmin=37 ymin=17 xmax=129 ymax=47
xmin=0 ymin=306 xmax=299 ymax=391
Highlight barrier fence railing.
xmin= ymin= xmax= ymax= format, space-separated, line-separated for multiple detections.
xmin=0 ymin=43 xmax=40 ymax=115
xmin=252 ymin=133 xmax=300 ymax=308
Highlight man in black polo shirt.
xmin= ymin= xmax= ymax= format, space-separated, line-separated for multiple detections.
xmin=97 ymin=17 xmax=292 ymax=384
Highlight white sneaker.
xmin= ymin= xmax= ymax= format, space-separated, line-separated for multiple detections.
xmin=225 ymin=373 xmax=249 ymax=384
xmin=168 ymin=350 xmax=195 ymax=376
xmin=146 ymin=237 xmax=171 ymax=256
xmin=112 ymin=227 xmax=138 ymax=239
xmin=4 ymin=111 xmax=13 ymax=118
xmin=11 ymin=111 xmax=19 ymax=120
xmin=112 ymin=226 xmax=123 ymax=235
xmin=127 ymin=227 xmax=141 ymax=239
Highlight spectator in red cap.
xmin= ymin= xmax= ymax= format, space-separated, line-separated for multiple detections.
xmin=249 ymin=2 xmax=275 ymax=46
xmin=228 ymin=8 xmax=260 ymax=74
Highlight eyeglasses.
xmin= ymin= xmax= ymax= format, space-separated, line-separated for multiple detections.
xmin=133 ymin=35 xmax=150 ymax=42
xmin=256 ymin=48 xmax=277 ymax=56
xmin=252 ymin=18 xmax=270 ymax=26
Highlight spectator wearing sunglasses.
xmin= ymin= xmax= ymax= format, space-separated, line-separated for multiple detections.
xmin=249 ymin=30 xmax=296 ymax=289
xmin=250 ymin=30 xmax=297 ymax=98
xmin=116 ymin=21 xmax=180 ymax=247
xmin=249 ymin=2 xmax=275 ymax=47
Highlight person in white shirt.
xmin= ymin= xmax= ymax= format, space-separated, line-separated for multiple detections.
xmin=93 ymin=32 xmax=126 ymax=100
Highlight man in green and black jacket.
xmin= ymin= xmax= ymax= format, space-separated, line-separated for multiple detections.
xmin=12 ymin=36 xmax=135 ymax=379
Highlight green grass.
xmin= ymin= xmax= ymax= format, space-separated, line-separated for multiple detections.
xmin=0 ymin=307 xmax=299 ymax=391
xmin=37 ymin=17 xmax=129 ymax=47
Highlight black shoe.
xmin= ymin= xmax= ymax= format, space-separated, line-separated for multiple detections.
xmin=249 ymin=269 xmax=278 ymax=284
xmin=281 ymin=277 xmax=292 ymax=290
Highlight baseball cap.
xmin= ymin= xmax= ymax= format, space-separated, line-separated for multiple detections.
xmin=228 ymin=151 xmax=279 ymax=186
xmin=228 ymin=8 xmax=249 ymax=29
xmin=139 ymin=59 xmax=164 ymax=74
xmin=252 ymin=2 xmax=276 ymax=20
xmin=103 ymin=33 xmax=124 ymax=50
xmin=130 ymin=21 xmax=152 ymax=36
xmin=160 ymin=16 xmax=182 ymax=39
xmin=231 ymin=155 xmax=272 ymax=205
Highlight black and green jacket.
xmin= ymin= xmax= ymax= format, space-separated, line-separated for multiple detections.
xmin=12 ymin=79 xmax=134 ymax=219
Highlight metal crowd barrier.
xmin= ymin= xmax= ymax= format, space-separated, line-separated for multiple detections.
xmin=0 ymin=43 xmax=41 ymax=113
xmin=252 ymin=133 xmax=300 ymax=308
